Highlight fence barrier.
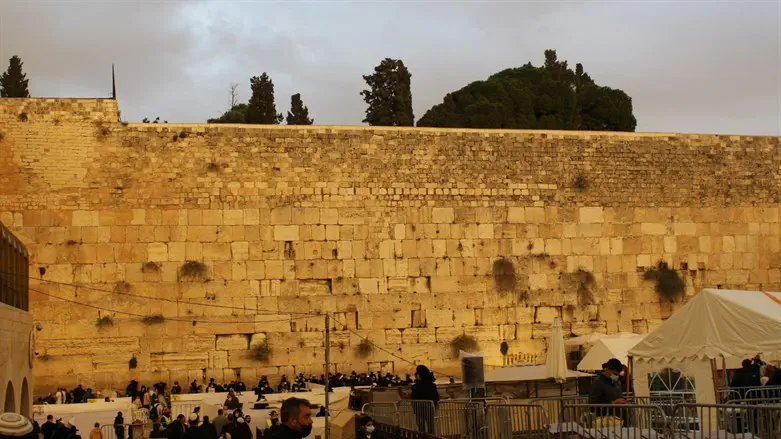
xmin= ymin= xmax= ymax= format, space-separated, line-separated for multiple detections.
xmin=484 ymin=404 xmax=548 ymax=439
xmin=362 ymin=399 xmax=781 ymax=438
xmin=100 ymin=423 xmax=150 ymax=439
xmin=398 ymin=400 xmax=437 ymax=435
xmin=670 ymin=403 xmax=781 ymax=438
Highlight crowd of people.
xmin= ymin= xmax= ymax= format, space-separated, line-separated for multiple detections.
xmin=35 ymin=368 xmax=425 ymax=407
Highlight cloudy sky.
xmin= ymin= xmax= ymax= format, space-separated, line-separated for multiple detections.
xmin=1 ymin=1 xmax=779 ymax=135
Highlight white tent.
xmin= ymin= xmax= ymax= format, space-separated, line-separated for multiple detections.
xmin=577 ymin=334 xmax=645 ymax=371
xmin=629 ymin=289 xmax=781 ymax=404
xmin=484 ymin=365 xmax=592 ymax=383
xmin=546 ymin=318 xmax=568 ymax=382
xmin=565 ymin=332 xmax=639 ymax=347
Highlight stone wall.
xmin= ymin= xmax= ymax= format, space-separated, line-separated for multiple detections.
xmin=1 ymin=98 xmax=780 ymax=393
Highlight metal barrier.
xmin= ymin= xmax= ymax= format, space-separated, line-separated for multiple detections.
xmin=362 ymin=402 xmax=399 ymax=426
xmin=669 ymin=403 xmax=781 ymax=438
xmin=371 ymin=418 xmax=445 ymax=439
xmin=558 ymin=404 xmax=668 ymax=437
xmin=529 ymin=395 xmax=588 ymax=424
xmin=484 ymin=404 xmax=548 ymax=439
xmin=101 ymin=423 xmax=150 ymax=439
xmin=398 ymin=400 xmax=437 ymax=435
xmin=437 ymin=401 xmax=484 ymax=439
xmin=744 ymin=386 xmax=781 ymax=401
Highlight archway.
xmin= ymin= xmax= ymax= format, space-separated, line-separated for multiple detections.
xmin=4 ymin=381 xmax=15 ymax=413
xmin=20 ymin=378 xmax=30 ymax=416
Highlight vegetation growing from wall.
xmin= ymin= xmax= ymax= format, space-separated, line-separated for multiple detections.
xmin=179 ymin=261 xmax=208 ymax=282
xmin=95 ymin=315 xmax=114 ymax=328
xmin=450 ymin=334 xmax=479 ymax=358
xmin=141 ymin=314 xmax=165 ymax=325
xmin=250 ymin=341 xmax=272 ymax=362
xmin=355 ymin=338 xmax=374 ymax=358
xmin=643 ymin=261 xmax=686 ymax=301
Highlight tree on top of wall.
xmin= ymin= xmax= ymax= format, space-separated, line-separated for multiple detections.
xmin=286 ymin=93 xmax=313 ymax=125
xmin=417 ymin=49 xmax=636 ymax=131
xmin=246 ymin=73 xmax=283 ymax=124
xmin=1 ymin=56 xmax=30 ymax=98
xmin=361 ymin=58 xmax=414 ymax=126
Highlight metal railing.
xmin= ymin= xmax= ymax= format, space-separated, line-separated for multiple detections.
xmin=398 ymin=400 xmax=437 ymax=434
xmin=100 ymin=423 xmax=150 ymax=439
xmin=669 ymin=403 xmax=781 ymax=438
xmin=484 ymin=404 xmax=548 ymax=439
xmin=362 ymin=402 xmax=399 ymax=426
xmin=529 ymin=395 xmax=588 ymax=424
xmin=363 ymin=399 xmax=781 ymax=439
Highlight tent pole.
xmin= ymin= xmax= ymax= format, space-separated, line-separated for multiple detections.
xmin=627 ymin=356 xmax=634 ymax=395
xmin=721 ymin=355 xmax=728 ymax=401
xmin=710 ymin=358 xmax=720 ymax=402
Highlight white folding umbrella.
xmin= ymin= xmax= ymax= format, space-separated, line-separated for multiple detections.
xmin=545 ymin=317 xmax=568 ymax=383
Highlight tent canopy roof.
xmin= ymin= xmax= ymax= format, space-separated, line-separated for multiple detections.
xmin=577 ymin=334 xmax=645 ymax=371
xmin=629 ymin=289 xmax=781 ymax=362
xmin=485 ymin=365 xmax=592 ymax=383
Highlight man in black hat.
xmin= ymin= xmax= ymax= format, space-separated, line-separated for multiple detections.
xmin=589 ymin=358 xmax=627 ymax=405
xmin=588 ymin=358 xmax=629 ymax=425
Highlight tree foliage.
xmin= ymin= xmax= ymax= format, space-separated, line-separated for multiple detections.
xmin=286 ymin=93 xmax=313 ymax=125
xmin=246 ymin=73 xmax=283 ymax=124
xmin=1 ymin=55 xmax=30 ymax=98
xmin=360 ymin=58 xmax=414 ymax=126
xmin=207 ymin=104 xmax=248 ymax=124
xmin=417 ymin=50 xmax=636 ymax=131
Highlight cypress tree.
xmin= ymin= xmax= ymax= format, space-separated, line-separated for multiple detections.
xmin=1 ymin=56 xmax=30 ymax=98
xmin=286 ymin=93 xmax=313 ymax=125
xmin=360 ymin=58 xmax=414 ymax=126
xmin=246 ymin=73 xmax=282 ymax=124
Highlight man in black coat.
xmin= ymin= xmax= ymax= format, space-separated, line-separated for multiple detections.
xmin=165 ymin=415 xmax=187 ymax=439
xmin=271 ymin=398 xmax=313 ymax=439
xmin=42 ymin=415 xmax=57 ymax=439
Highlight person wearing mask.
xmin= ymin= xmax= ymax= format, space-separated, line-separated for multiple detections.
xmin=200 ymin=417 xmax=217 ymax=439
xmin=355 ymin=417 xmax=375 ymax=439
xmin=411 ymin=365 xmax=439 ymax=434
xmin=113 ymin=413 xmax=124 ymax=439
xmin=212 ymin=410 xmax=228 ymax=437
xmin=89 ymin=423 xmax=102 ymax=439
xmin=271 ymin=398 xmax=313 ymax=439
xmin=589 ymin=359 xmax=627 ymax=405
xmin=159 ymin=409 xmax=173 ymax=430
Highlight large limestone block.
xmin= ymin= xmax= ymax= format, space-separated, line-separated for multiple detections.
xmin=426 ymin=309 xmax=454 ymax=327
xmin=41 ymin=336 xmax=140 ymax=356
xmin=255 ymin=314 xmax=292 ymax=332
xmin=435 ymin=327 xmax=462 ymax=343
xmin=465 ymin=325 xmax=501 ymax=341
xmin=216 ymin=334 xmax=250 ymax=350
xmin=534 ymin=306 xmax=560 ymax=323
xmin=150 ymin=352 xmax=208 ymax=371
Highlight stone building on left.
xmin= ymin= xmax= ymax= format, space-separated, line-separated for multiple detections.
xmin=0 ymin=221 xmax=33 ymax=416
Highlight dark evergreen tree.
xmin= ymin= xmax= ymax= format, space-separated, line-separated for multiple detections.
xmin=246 ymin=73 xmax=282 ymax=124
xmin=1 ymin=56 xmax=30 ymax=98
xmin=208 ymin=104 xmax=248 ymax=124
xmin=286 ymin=93 xmax=313 ymax=125
xmin=417 ymin=50 xmax=636 ymax=132
xmin=360 ymin=58 xmax=414 ymax=126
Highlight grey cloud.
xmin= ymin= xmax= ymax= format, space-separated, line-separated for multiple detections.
xmin=0 ymin=0 xmax=778 ymax=135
